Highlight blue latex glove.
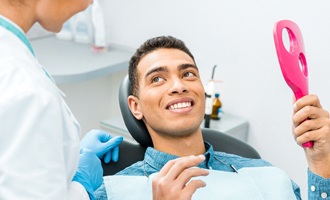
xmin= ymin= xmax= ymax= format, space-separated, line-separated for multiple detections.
xmin=80 ymin=130 xmax=123 ymax=163
xmin=72 ymin=149 xmax=103 ymax=200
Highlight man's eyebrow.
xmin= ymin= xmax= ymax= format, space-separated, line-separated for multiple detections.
xmin=145 ymin=66 xmax=168 ymax=79
xmin=178 ymin=63 xmax=199 ymax=72
xmin=144 ymin=63 xmax=198 ymax=79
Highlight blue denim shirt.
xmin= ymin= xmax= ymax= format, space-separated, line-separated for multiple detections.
xmin=117 ymin=142 xmax=274 ymax=176
xmin=95 ymin=142 xmax=330 ymax=199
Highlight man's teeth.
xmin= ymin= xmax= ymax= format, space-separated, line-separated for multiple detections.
xmin=169 ymin=102 xmax=191 ymax=110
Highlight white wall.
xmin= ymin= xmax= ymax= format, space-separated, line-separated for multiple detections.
xmin=100 ymin=0 xmax=330 ymax=198
xmin=57 ymin=71 xmax=127 ymax=137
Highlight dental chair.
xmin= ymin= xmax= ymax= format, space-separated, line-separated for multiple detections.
xmin=102 ymin=75 xmax=261 ymax=176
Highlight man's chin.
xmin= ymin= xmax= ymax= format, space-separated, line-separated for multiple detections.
xmin=162 ymin=125 xmax=201 ymax=138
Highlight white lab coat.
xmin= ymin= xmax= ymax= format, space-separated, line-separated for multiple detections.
xmin=0 ymin=16 xmax=89 ymax=200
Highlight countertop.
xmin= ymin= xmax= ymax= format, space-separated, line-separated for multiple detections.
xmin=30 ymin=36 xmax=133 ymax=84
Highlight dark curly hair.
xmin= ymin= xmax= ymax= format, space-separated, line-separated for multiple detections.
xmin=128 ymin=36 xmax=195 ymax=97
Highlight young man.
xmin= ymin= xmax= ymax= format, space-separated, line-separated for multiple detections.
xmin=98 ymin=36 xmax=330 ymax=199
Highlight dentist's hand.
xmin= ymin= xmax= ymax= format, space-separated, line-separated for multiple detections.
xmin=152 ymin=155 xmax=209 ymax=200
xmin=80 ymin=130 xmax=123 ymax=163
xmin=72 ymin=149 xmax=103 ymax=200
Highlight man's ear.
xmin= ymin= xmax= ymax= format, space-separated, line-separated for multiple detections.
xmin=127 ymin=95 xmax=143 ymax=120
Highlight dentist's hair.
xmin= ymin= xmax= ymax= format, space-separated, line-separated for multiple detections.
xmin=128 ymin=36 xmax=195 ymax=97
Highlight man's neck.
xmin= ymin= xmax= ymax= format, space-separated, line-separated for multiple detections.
xmin=151 ymin=130 xmax=206 ymax=157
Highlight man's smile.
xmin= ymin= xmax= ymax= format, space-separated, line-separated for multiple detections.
xmin=168 ymin=101 xmax=192 ymax=110
xmin=165 ymin=97 xmax=195 ymax=111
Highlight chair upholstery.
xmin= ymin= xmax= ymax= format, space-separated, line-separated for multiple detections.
xmin=102 ymin=75 xmax=261 ymax=176
xmin=118 ymin=75 xmax=152 ymax=148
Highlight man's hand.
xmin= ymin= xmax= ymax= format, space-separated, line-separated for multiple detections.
xmin=152 ymin=155 xmax=209 ymax=200
xmin=292 ymin=94 xmax=330 ymax=177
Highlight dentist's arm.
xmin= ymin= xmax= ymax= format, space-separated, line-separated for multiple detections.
xmin=71 ymin=149 xmax=103 ymax=200
xmin=152 ymin=155 xmax=209 ymax=200
xmin=72 ymin=130 xmax=123 ymax=200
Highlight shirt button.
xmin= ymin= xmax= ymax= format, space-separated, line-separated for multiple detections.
xmin=311 ymin=185 xmax=316 ymax=192
xmin=321 ymin=192 xmax=327 ymax=199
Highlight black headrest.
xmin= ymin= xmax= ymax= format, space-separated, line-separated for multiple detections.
xmin=118 ymin=75 xmax=153 ymax=147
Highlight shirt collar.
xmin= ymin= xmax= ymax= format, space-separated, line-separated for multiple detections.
xmin=0 ymin=15 xmax=35 ymax=56
xmin=144 ymin=142 xmax=215 ymax=171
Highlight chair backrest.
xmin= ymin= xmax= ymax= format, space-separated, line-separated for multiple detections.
xmin=118 ymin=75 xmax=153 ymax=148
xmin=102 ymin=75 xmax=261 ymax=175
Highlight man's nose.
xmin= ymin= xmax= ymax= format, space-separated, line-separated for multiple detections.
xmin=169 ymin=78 xmax=188 ymax=95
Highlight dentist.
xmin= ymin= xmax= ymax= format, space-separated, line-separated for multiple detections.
xmin=0 ymin=0 xmax=122 ymax=199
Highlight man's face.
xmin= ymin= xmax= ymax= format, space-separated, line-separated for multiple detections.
xmin=128 ymin=48 xmax=206 ymax=138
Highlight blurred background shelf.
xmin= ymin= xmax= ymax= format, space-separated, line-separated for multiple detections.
xmin=31 ymin=36 xmax=133 ymax=84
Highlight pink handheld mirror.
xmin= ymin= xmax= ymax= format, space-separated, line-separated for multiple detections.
xmin=273 ymin=20 xmax=313 ymax=148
